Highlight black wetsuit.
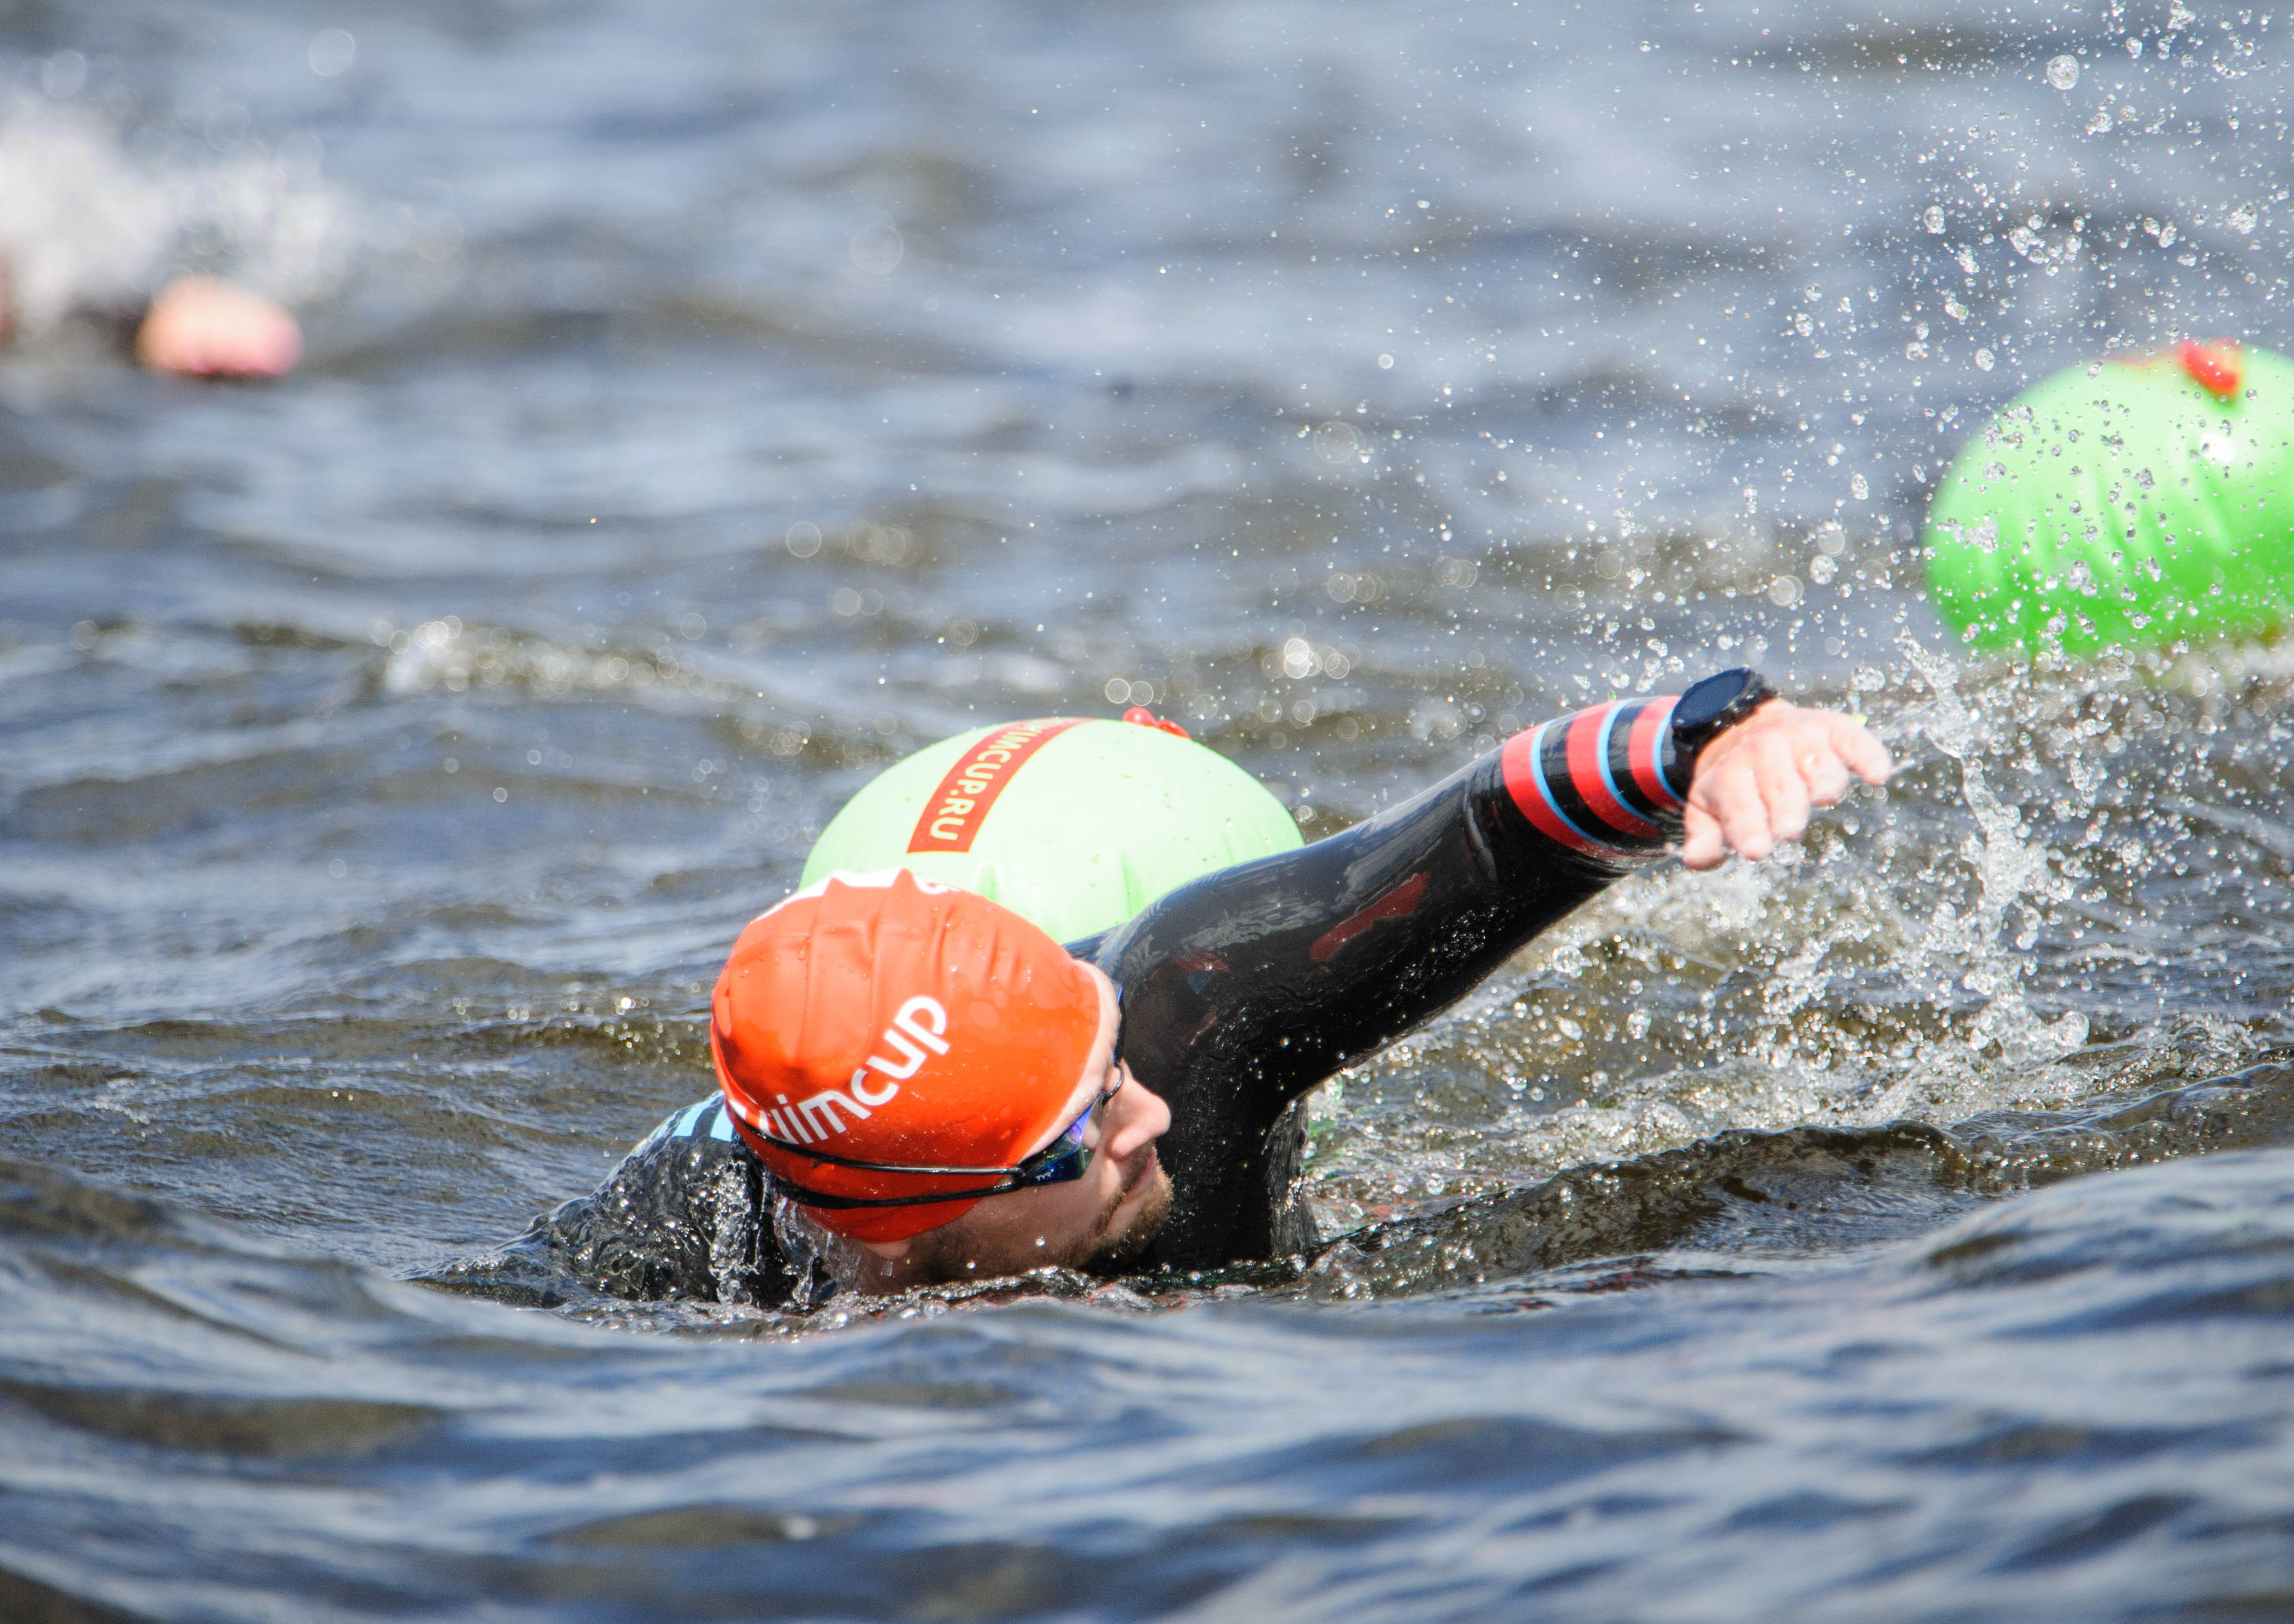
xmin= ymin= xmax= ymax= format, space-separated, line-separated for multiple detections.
xmin=511 ymin=677 xmax=1753 ymax=1306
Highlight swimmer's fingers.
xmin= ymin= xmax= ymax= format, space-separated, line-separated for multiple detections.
xmin=1680 ymin=801 xmax=1726 ymax=870
xmin=1681 ymin=706 xmax=1785 ymax=863
xmin=1681 ymin=736 xmax=1763 ymax=867
xmin=1718 ymin=757 xmax=1778 ymax=862
xmin=1791 ymin=713 xmax=1891 ymax=814
xmin=1827 ymin=712 xmax=1895 ymax=788
xmin=1690 ymin=750 xmax=1778 ymax=865
xmin=1750 ymin=731 xmax=1812 ymax=846
xmin=1801 ymin=745 xmax=1852 ymax=808
xmin=1681 ymin=795 xmax=1765 ymax=868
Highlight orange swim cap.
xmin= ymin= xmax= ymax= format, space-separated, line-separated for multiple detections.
xmin=710 ymin=869 xmax=1105 ymax=1242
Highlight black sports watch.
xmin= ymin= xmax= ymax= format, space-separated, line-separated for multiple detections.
xmin=1670 ymin=668 xmax=1777 ymax=757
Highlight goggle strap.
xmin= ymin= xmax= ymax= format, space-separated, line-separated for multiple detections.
xmin=745 ymin=1128 xmax=1030 ymax=1178
xmin=769 ymin=1175 xmax=1022 ymax=1211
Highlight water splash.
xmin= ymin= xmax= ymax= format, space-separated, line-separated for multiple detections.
xmin=1893 ymin=634 xmax=2089 ymax=1068
xmin=1304 ymin=638 xmax=2293 ymax=1233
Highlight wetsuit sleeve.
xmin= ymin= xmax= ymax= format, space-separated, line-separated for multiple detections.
xmin=498 ymin=1097 xmax=804 ymax=1307
xmin=1096 ymin=683 xmax=1730 ymax=1270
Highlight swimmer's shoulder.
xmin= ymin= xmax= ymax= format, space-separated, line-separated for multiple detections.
xmin=630 ymin=1094 xmax=746 ymax=1156
xmin=547 ymin=1093 xmax=784 ymax=1305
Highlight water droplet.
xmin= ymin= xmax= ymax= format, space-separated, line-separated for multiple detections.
xmin=1975 ymin=348 xmax=1996 ymax=371
xmin=2045 ymin=54 xmax=2081 ymax=89
xmin=2230 ymin=203 xmax=2259 ymax=236
xmin=849 ymin=218 xmax=904 ymax=276
xmin=1922 ymin=204 xmax=1946 ymax=233
xmin=1312 ymin=420 xmax=1364 ymax=465
xmin=1768 ymin=575 xmax=1803 ymax=606
xmin=1850 ymin=473 xmax=1871 ymax=500
xmin=309 ymin=28 xmax=356 ymax=76
xmin=1940 ymin=514 xmax=2000 ymax=555
xmin=40 ymin=50 xmax=86 ymax=98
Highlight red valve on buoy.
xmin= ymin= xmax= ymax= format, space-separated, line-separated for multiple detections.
xmin=1123 ymin=706 xmax=1189 ymax=739
xmin=2178 ymin=338 xmax=2245 ymax=400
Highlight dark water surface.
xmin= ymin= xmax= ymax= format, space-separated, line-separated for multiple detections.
xmin=5 ymin=1 xmax=2294 ymax=1617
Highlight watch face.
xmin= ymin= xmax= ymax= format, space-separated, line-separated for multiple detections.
xmin=1674 ymin=669 xmax=1757 ymax=734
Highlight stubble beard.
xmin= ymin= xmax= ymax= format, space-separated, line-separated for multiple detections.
xmin=905 ymin=1165 xmax=1175 ymax=1288
xmin=1082 ymin=1165 xmax=1173 ymax=1274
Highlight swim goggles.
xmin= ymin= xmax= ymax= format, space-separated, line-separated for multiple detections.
xmin=757 ymin=1073 xmax=1124 ymax=1211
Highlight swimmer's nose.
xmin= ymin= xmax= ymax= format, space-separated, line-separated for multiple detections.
xmin=1103 ymin=1067 xmax=1170 ymax=1162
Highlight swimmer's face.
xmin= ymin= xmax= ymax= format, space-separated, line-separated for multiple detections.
xmin=889 ymin=964 xmax=1173 ymax=1284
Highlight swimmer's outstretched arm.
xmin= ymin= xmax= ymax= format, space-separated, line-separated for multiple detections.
xmin=1095 ymin=674 xmax=1886 ymax=1266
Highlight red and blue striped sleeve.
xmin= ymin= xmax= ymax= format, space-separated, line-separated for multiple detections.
xmin=1497 ymin=696 xmax=1689 ymax=860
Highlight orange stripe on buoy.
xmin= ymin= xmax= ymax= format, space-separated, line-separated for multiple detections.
xmin=905 ymin=718 xmax=1087 ymax=855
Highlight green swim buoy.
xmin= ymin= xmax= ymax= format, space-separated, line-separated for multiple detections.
xmin=1924 ymin=339 xmax=2294 ymax=656
xmin=801 ymin=711 xmax=1303 ymax=944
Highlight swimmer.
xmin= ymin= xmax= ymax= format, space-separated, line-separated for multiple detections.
xmin=511 ymin=670 xmax=1889 ymax=1305
xmin=0 ymin=264 xmax=301 ymax=378
xmin=128 ymin=274 xmax=303 ymax=378
xmin=0 ymin=107 xmax=340 ymax=379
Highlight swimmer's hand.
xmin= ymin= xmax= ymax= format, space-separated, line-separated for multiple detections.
xmin=1679 ymin=700 xmax=1891 ymax=870
xmin=134 ymin=276 xmax=302 ymax=379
